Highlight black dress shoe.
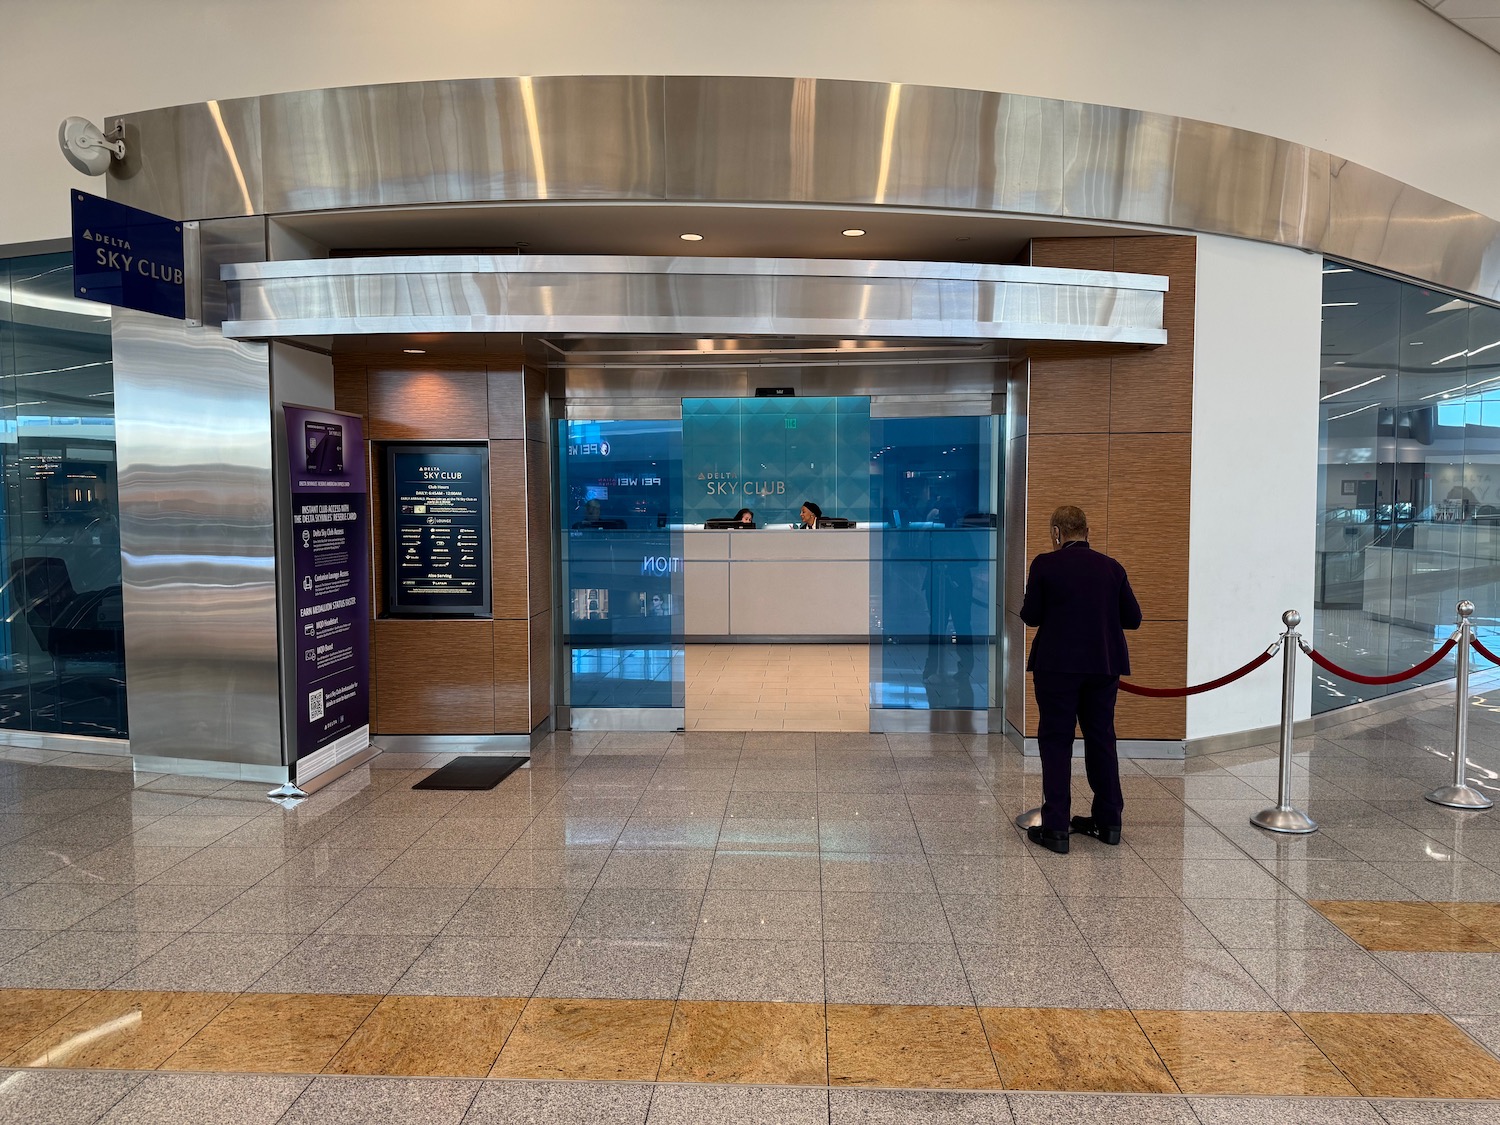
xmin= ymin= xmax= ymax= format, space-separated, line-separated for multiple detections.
xmin=1070 ymin=816 xmax=1121 ymax=845
xmin=1026 ymin=825 xmax=1070 ymax=854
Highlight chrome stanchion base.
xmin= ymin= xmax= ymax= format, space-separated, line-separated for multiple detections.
xmin=1425 ymin=784 xmax=1494 ymax=810
xmin=1014 ymin=807 xmax=1043 ymax=830
xmin=1250 ymin=806 xmax=1318 ymax=834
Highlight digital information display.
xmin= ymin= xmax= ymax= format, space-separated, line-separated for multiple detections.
xmin=384 ymin=443 xmax=491 ymax=617
xmin=283 ymin=405 xmax=371 ymax=769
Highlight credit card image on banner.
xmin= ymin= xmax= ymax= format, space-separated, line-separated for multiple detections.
xmin=305 ymin=421 xmax=345 ymax=475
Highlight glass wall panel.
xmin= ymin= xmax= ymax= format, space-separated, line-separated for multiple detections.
xmin=870 ymin=415 xmax=999 ymax=713
xmin=681 ymin=396 xmax=871 ymax=527
xmin=1314 ymin=262 xmax=1500 ymax=713
xmin=557 ymin=418 xmax=683 ymax=711
xmin=0 ymin=253 xmax=125 ymax=737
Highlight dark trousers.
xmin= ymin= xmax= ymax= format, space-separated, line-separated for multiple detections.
xmin=1033 ymin=672 xmax=1125 ymax=834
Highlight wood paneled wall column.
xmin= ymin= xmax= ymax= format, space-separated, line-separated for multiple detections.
xmin=1004 ymin=235 xmax=1196 ymax=745
xmin=332 ymin=346 xmax=554 ymax=737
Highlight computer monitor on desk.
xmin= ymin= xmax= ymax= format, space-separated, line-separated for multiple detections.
xmin=703 ymin=518 xmax=757 ymax=529
xmin=816 ymin=517 xmax=855 ymax=529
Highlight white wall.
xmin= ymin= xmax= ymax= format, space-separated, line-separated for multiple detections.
xmin=5 ymin=0 xmax=1500 ymax=246
xmin=1187 ymin=235 xmax=1322 ymax=740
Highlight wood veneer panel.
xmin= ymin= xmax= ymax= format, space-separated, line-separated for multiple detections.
xmin=373 ymin=619 xmax=496 ymax=733
xmin=494 ymin=618 xmax=531 ymax=732
xmin=332 ymin=363 xmax=368 ymax=421
xmin=1111 ymin=235 xmax=1196 ymax=434
xmin=1025 ymin=434 xmax=1110 ymax=564
xmin=1112 ymin=618 xmax=1187 ymax=740
xmin=367 ymin=367 xmax=489 ymax=440
xmin=1030 ymin=237 xmax=1115 ymax=271
xmin=530 ymin=609 xmax=553 ymax=729
xmin=526 ymin=439 xmax=553 ymax=613
xmin=490 ymin=441 xmax=529 ymax=619
xmin=524 ymin=364 xmax=551 ymax=445
xmin=1029 ymin=357 xmax=1112 ymax=435
xmin=488 ymin=366 xmax=526 ymax=441
xmin=1105 ymin=433 xmax=1191 ymax=621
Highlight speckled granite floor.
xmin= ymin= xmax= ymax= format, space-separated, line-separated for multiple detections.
xmin=0 ymin=684 xmax=1499 ymax=1121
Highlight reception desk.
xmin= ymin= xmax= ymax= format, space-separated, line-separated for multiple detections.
xmin=684 ymin=528 xmax=872 ymax=639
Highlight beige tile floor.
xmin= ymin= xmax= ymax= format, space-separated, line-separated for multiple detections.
xmin=684 ymin=644 xmax=869 ymax=731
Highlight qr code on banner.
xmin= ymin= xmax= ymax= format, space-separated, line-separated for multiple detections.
xmin=308 ymin=689 xmax=325 ymax=721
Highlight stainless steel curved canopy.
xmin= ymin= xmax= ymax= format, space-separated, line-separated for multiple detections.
xmin=108 ymin=75 xmax=1500 ymax=300
xmin=219 ymin=254 xmax=1167 ymax=342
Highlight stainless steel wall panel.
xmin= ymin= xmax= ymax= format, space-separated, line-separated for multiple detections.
xmin=1320 ymin=165 xmax=1500 ymax=302
xmin=198 ymin=216 xmax=270 ymax=328
xmin=106 ymin=75 xmax=1500 ymax=300
xmin=113 ymin=308 xmax=282 ymax=768
xmin=220 ymin=255 xmax=1166 ymax=344
xmin=110 ymin=97 xmax=263 ymax=221
xmin=559 ymin=363 xmax=1001 ymax=403
xmin=257 ymin=76 xmax=665 ymax=212
xmin=664 ymin=77 xmax=1066 ymax=215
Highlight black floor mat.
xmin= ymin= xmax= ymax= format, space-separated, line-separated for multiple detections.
xmin=412 ymin=755 xmax=528 ymax=790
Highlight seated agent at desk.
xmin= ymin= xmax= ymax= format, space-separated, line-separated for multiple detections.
xmin=797 ymin=501 xmax=822 ymax=529
xmin=734 ymin=508 xmax=755 ymax=525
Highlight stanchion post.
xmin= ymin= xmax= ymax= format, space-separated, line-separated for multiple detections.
xmin=1426 ymin=600 xmax=1493 ymax=811
xmin=1251 ymin=610 xmax=1318 ymax=834
xmin=1014 ymin=805 xmax=1043 ymax=830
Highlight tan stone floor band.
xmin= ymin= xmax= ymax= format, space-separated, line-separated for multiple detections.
xmin=4 ymin=989 xmax=1500 ymax=1099
xmin=1310 ymin=900 xmax=1500 ymax=952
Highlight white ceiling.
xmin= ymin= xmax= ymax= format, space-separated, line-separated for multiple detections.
xmin=1419 ymin=0 xmax=1500 ymax=53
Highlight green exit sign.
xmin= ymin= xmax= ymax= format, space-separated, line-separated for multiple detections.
xmin=785 ymin=417 xmax=797 ymax=429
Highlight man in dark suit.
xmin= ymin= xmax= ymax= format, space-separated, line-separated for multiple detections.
xmin=1019 ymin=505 xmax=1142 ymax=854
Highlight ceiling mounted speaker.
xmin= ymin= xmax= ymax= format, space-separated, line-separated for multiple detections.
xmin=58 ymin=117 xmax=125 ymax=176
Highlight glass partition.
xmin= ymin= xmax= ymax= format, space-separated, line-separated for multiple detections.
xmin=557 ymin=418 xmax=684 ymax=713
xmin=0 ymin=253 xmax=125 ymax=737
xmin=681 ymin=396 xmax=871 ymax=527
xmin=1314 ymin=263 xmax=1500 ymax=712
xmin=555 ymin=397 xmax=1002 ymax=728
xmin=870 ymin=415 xmax=999 ymax=714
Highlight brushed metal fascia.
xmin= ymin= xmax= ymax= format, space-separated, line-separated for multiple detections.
xmin=557 ymin=361 xmax=1002 ymax=402
xmin=258 ymin=75 xmax=665 ymax=211
xmin=112 ymin=302 xmax=283 ymax=768
xmin=110 ymin=95 xmax=263 ymax=222
xmin=218 ymin=256 xmax=1166 ymax=344
xmin=224 ymin=256 xmax=1161 ymax=287
xmin=103 ymin=75 xmax=1500 ymax=300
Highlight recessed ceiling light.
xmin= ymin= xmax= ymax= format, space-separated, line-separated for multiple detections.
xmin=841 ymin=228 xmax=866 ymax=237
xmin=403 ymin=349 xmax=426 ymax=354
xmin=680 ymin=233 xmax=704 ymax=242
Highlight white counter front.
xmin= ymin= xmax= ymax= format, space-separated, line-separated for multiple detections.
xmin=683 ymin=529 xmax=872 ymax=639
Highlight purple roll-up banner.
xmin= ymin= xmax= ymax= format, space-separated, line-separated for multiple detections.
xmin=283 ymin=405 xmax=371 ymax=784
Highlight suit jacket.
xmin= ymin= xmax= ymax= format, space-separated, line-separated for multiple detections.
xmin=1019 ymin=541 xmax=1142 ymax=675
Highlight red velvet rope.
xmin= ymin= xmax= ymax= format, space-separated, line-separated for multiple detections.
xmin=1119 ymin=648 xmax=1277 ymax=698
xmin=1302 ymin=636 xmax=1457 ymax=686
xmin=1472 ymin=635 xmax=1500 ymax=667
